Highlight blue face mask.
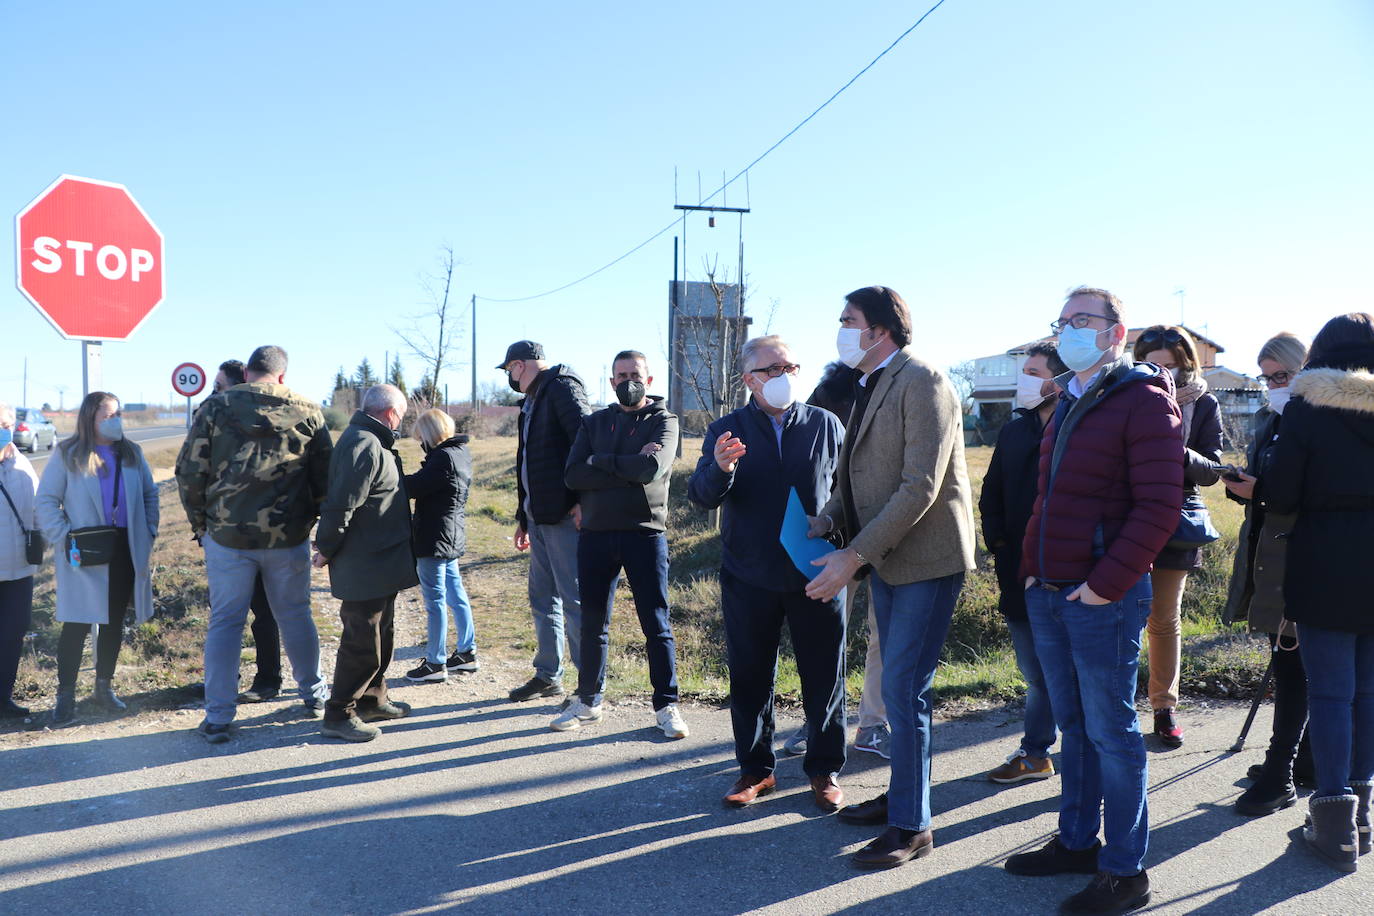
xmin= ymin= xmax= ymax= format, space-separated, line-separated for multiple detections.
xmin=0 ymin=428 xmax=12 ymax=451
xmin=1057 ymin=326 xmax=1107 ymax=373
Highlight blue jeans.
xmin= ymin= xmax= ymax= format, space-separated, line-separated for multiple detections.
xmin=576 ymin=529 xmax=679 ymax=711
xmin=416 ymin=557 xmax=475 ymax=664
xmin=870 ymin=570 xmax=965 ymax=832
xmin=1007 ymin=617 xmax=1058 ymax=759
xmin=203 ymin=537 xmax=326 ymax=725
xmin=1027 ymin=577 xmax=1151 ymax=876
xmin=528 ymin=516 xmax=582 ymax=684
xmin=1297 ymin=623 xmax=1374 ymax=797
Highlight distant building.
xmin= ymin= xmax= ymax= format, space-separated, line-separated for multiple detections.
xmin=969 ymin=326 xmax=1260 ymax=441
xmin=668 ymin=280 xmax=752 ymax=418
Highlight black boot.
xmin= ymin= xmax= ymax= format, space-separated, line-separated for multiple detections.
xmin=1292 ymin=732 xmax=1316 ymax=789
xmin=52 ymin=688 xmax=76 ymax=725
xmin=1 ymin=698 xmax=30 ymax=718
xmin=1238 ymin=742 xmax=1300 ymax=816
xmin=1235 ymin=775 xmax=1297 ymax=816
xmin=1304 ymin=794 xmax=1358 ymax=873
xmin=1354 ymin=781 xmax=1372 ymax=857
xmin=92 ymin=678 xmax=127 ymax=712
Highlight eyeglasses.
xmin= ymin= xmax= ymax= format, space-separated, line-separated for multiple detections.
xmin=1137 ymin=328 xmax=1186 ymax=348
xmin=1257 ymin=370 xmax=1293 ymax=387
xmin=749 ymin=363 xmax=801 ymax=379
xmin=1050 ymin=313 xmax=1118 ymax=335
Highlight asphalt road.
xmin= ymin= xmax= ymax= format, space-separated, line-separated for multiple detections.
xmin=26 ymin=424 xmax=187 ymax=470
xmin=1 ymin=656 xmax=1368 ymax=915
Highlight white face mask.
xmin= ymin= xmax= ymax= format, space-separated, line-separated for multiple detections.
xmin=1016 ymin=373 xmax=1051 ymax=410
xmin=1266 ymin=385 xmax=1291 ymax=415
xmin=760 ymin=373 xmax=795 ymax=410
xmin=836 ymin=327 xmax=879 ymax=369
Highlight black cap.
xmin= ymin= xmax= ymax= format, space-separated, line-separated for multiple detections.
xmin=497 ymin=340 xmax=544 ymax=369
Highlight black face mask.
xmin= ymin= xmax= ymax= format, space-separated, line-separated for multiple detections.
xmin=507 ymin=372 xmax=523 ymax=393
xmin=615 ymin=380 xmax=646 ymax=407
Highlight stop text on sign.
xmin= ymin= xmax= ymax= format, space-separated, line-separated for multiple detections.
xmin=30 ymin=238 xmax=156 ymax=282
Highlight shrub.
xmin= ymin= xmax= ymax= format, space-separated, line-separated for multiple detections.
xmin=322 ymin=407 xmax=349 ymax=431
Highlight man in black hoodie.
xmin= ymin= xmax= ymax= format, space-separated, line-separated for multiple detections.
xmin=500 ymin=341 xmax=592 ymax=703
xmin=553 ymin=350 xmax=687 ymax=739
xmin=979 ymin=340 xmax=1065 ymax=784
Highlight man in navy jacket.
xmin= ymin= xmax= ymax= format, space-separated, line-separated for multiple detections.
xmin=688 ymin=335 xmax=847 ymax=812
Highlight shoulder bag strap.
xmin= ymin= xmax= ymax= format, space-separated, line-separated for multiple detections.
xmin=0 ymin=478 xmax=29 ymax=533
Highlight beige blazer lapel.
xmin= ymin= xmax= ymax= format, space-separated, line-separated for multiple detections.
xmin=851 ymin=349 xmax=912 ymax=448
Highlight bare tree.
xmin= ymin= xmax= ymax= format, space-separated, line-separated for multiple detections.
xmin=668 ymin=257 xmax=752 ymax=431
xmin=393 ymin=245 xmax=462 ymax=409
xmin=948 ymin=360 xmax=977 ymax=410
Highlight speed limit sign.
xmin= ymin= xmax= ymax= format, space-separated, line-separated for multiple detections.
xmin=172 ymin=362 xmax=206 ymax=397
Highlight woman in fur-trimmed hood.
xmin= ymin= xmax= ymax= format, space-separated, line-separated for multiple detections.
xmin=1265 ymin=312 xmax=1374 ymax=872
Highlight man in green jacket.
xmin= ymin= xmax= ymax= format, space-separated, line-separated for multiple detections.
xmin=176 ymin=345 xmax=334 ymax=743
xmin=313 ymin=384 xmax=420 ymax=742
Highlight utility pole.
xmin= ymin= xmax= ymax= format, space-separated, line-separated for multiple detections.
xmin=470 ymin=294 xmax=477 ymax=416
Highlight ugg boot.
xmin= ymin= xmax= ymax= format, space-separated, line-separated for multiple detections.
xmin=1353 ymin=781 xmax=1372 ymax=856
xmin=52 ymin=688 xmax=76 ymax=726
xmin=1304 ymin=794 xmax=1359 ymax=872
xmin=92 ymin=678 xmax=127 ymax=712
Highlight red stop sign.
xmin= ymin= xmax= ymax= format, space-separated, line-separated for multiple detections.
xmin=15 ymin=175 xmax=165 ymax=341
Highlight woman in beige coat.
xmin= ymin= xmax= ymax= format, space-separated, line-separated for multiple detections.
xmin=36 ymin=392 xmax=158 ymax=725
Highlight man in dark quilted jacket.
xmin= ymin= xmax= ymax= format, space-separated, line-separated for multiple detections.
xmin=1006 ymin=287 xmax=1183 ymax=915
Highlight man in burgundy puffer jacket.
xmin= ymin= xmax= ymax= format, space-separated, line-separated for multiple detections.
xmin=1005 ymin=287 xmax=1183 ymax=915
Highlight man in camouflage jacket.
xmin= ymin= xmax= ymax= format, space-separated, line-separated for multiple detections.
xmin=175 ymin=345 xmax=334 ymax=742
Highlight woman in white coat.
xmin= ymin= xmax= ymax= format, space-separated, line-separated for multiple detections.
xmin=0 ymin=401 xmax=41 ymax=717
xmin=36 ymin=392 xmax=159 ymax=725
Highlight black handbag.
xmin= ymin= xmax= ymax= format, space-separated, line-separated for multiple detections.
xmin=1166 ymin=492 xmax=1221 ymax=550
xmin=68 ymin=526 xmax=118 ymax=566
xmin=0 ymin=478 xmax=46 ymax=565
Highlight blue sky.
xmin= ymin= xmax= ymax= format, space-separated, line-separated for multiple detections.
xmin=3 ymin=1 xmax=1372 ymax=413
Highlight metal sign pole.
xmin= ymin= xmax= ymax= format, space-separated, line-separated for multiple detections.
xmin=82 ymin=340 xmax=102 ymax=397
xmin=186 ymin=395 xmax=192 ymax=428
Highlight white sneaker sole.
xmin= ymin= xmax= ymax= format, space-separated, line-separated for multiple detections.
xmin=854 ymin=743 xmax=891 ymax=759
xmin=660 ymin=725 xmax=689 ymax=739
xmin=407 ymin=672 xmax=448 ymax=683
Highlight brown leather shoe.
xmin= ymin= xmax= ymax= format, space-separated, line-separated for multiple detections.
xmin=723 ymin=773 xmax=777 ymax=807
xmin=837 ymin=792 xmax=888 ymax=825
xmin=852 ymin=826 xmax=934 ymax=869
xmin=811 ymin=774 xmax=844 ymax=813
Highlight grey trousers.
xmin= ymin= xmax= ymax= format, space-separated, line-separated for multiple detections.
xmin=528 ymin=515 xmax=582 ymax=684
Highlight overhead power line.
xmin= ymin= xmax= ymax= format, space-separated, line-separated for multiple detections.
xmin=477 ymin=0 xmax=951 ymax=304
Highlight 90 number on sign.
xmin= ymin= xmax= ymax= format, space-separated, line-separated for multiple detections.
xmin=171 ymin=362 xmax=207 ymax=397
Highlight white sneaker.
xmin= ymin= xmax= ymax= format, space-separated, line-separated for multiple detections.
xmin=656 ymin=703 xmax=689 ymax=739
xmin=550 ymin=699 xmax=602 ymax=731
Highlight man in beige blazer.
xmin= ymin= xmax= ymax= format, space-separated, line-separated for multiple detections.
xmin=806 ymin=285 xmax=976 ymax=868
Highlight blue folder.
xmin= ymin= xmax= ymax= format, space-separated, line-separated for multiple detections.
xmin=780 ymin=487 xmax=835 ymax=579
